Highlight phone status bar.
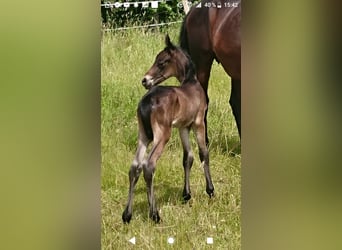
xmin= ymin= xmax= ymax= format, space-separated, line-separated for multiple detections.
xmin=178 ymin=1 xmax=240 ymax=9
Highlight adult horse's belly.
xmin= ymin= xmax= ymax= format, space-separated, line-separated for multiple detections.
xmin=210 ymin=6 xmax=241 ymax=80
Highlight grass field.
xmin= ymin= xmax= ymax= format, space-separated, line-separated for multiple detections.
xmin=101 ymin=25 xmax=241 ymax=249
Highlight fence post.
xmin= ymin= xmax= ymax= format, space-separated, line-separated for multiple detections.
xmin=182 ymin=0 xmax=190 ymax=14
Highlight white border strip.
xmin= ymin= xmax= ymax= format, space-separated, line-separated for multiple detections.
xmin=101 ymin=1 xmax=167 ymax=8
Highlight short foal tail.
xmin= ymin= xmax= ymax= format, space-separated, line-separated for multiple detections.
xmin=138 ymin=96 xmax=153 ymax=141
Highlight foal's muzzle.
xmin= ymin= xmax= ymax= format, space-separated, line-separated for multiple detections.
xmin=142 ymin=75 xmax=153 ymax=89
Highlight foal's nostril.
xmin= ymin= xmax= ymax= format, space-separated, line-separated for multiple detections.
xmin=142 ymin=76 xmax=152 ymax=89
xmin=142 ymin=77 xmax=151 ymax=89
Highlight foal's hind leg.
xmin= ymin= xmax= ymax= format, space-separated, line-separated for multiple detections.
xmin=144 ymin=127 xmax=171 ymax=223
xmin=179 ymin=127 xmax=194 ymax=201
xmin=122 ymin=137 xmax=149 ymax=223
xmin=193 ymin=120 xmax=214 ymax=197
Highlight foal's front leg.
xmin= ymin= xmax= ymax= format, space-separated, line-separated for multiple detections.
xmin=194 ymin=121 xmax=214 ymax=197
xmin=179 ymin=127 xmax=194 ymax=201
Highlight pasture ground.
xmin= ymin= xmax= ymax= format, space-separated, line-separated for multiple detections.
xmin=101 ymin=25 xmax=241 ymax=249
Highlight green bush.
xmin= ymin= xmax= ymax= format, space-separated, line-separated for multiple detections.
xmin=101 ymin=0 xmax=184 ymax=29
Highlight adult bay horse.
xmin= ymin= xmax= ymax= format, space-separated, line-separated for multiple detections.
xmin=180 ymin=0 xmax=241 ymax=143
xmin=122 ymin=35 xmax=214 ymax=224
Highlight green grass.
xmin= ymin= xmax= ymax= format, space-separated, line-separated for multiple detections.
xmin=101 ymin=26 xmax=241 ymax=249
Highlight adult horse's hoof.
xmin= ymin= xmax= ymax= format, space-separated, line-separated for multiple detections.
xmin=150 ymin=211 xmax=161 ymax=223
xmin=122 ymin=208 xmax=132 ymax=224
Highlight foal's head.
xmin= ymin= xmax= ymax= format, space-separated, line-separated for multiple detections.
xmin=142 ymin=34 xmax=195 ymax=89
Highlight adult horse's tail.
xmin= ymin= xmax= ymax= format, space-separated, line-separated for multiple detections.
xmin=179 ymin=13 xmax=189 ymax=53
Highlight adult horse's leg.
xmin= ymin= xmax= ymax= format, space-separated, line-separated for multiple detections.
xmin=179 ymin=127 xmax=194 ymax=201
xmin=179 ymin=8 xmax=214 ymax=145
xmin=122 ymin=137 xmax=150 ymax=223
xmin=144 ymin=128 xmax=171 ymax=223
xmin=196 ymin=60 xmax=214 ymax=146
xmin=230 ymin=79 xmax=241 ymax=137
xmin=193 ymin=120 xmax=214 ymax=197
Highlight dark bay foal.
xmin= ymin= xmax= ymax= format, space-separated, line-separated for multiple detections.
xmin=122 ymin=35 xmax=214 ymax=224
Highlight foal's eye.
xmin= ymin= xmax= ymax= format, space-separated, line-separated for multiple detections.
xmin=157 ymin=60 xmax=169 ymax=68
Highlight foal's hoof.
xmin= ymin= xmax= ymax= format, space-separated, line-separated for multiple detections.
xmin=150 ymin=211 xmax=161 ymax=223
xmin=182 ymin=193 xmax=192 ymax=202
xmin=122 ymin=209 xmax=132 ymax=224
xmin=206 ymin=187 xmax=215 ymax=198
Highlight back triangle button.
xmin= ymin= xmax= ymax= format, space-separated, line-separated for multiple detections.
xmin=128 ymin=236 xmax=136 ymax=245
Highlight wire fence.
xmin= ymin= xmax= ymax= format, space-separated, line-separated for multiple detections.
xmin=102 ymin=20 xmax=182 ymax=31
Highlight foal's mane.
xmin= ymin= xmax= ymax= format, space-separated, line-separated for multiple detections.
xmin=164 ymin=34 xmax=197 ymax=84
xmin=172 ymin=45 xmax=197 ymax=84
xmin=181 ymin=49 xmax=197 ymax=83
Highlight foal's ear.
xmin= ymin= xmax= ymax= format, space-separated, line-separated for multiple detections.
xmin=165 ymin=34 xmax=175 ymax=49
